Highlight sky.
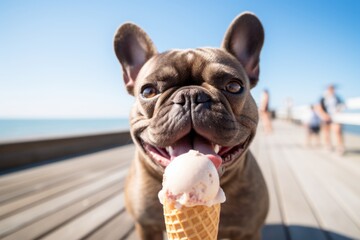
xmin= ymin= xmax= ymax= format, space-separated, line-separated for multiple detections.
xmin=0 ymin=0 xmax=359 ymax=119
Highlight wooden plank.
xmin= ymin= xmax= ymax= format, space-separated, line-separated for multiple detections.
xmin=311 ymin=150 xmax=360 ymax=196
xmin=0 ymin=145 xmax=134 ymax=201
xmin=254 ymin=135 xmax=284 ymax=223
xmin=0 ymin=131 xmax=132 ymax=170
xmin=272 ymin=120 xmax=360 ymax=239
xmin=251 ymin=134 xmax=289 ymax=240
xmin=278 ymin=121 xmax=360 ymax=229
xmin=0 ymin=168 xmax=128 ymax=237
xmin=85 ymin=209 xmax=134 ymax=240
xmin=125 ymin=230 xmax=140 ymax=240
xmin=124 ymin=230 xmax=168 ymax=240
xmin=284 ymin=146 xmax=360 ymax=239
xmin=266 ymin=125 xmax=328 ymax=240
xmin=2 ymin=182 xmax=123 ymax=240
xmin=0 ymin=164 xmax=126 ymax=218
xmin=40 ymin=193 xmax=125 ymax=240
xmin=342 ymin=133 xmax=360 ymax=163
xmin=315 ymin=172 xmax=360 ymax=230
xmin=0 ymin=145 xmax=134 ymax=187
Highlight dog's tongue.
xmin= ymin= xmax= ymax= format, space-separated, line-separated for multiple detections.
xmin=170 ymin=134 xmax=222 ymax=169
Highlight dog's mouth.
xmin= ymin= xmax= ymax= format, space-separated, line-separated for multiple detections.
xmin=141 ymin=132 xmax=250 ymax=168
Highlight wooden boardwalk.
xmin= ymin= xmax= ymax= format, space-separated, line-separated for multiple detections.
xmin=0 ymin=120 xmax=359 ymax=240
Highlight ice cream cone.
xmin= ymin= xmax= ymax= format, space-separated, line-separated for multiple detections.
xmin=163 ymin=200 xmax=220 ymax=240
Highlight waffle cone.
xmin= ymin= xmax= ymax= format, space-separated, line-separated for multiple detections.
xmin=163 ymin=200 xmax=220 ymax=240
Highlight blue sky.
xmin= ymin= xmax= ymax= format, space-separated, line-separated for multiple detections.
xmin=1 ymin=0 xmax=359 ymax=118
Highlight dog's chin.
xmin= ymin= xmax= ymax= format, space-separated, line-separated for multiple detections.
xmin=139 ymin=131 xmax=251 ymax=169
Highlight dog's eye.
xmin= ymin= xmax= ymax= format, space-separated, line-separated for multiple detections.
xmin=141 ymin=85 xmax=158 ymax=98
xmin=225 ymin=81 xmax=242 ymax=94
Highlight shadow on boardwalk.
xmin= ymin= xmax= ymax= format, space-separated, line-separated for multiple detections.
xmin=263 ymin=224 xmax=355 ymax=240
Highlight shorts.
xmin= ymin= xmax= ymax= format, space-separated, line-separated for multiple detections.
xmin=309 ymin=126 xmax=320 ymax=134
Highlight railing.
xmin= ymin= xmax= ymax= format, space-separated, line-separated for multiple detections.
xmin=0 ymin=131 xmax=132 ymax=171
xmin=276 ymin=97 xmax=360 ymax=125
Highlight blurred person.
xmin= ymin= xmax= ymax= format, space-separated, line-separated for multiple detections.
xmin=317 ymin=84 xmax=345 ymax=154
xmin=259 ymin=89 xmax=273 ymax=133
xmin=304 ymin=105 xmax=321 ymax=147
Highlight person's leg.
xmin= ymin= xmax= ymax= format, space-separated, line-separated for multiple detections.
xmin=333 ymin=123 xmax=345 ymax=154
xmin=322 ymin=123 xmax=332 ymax=150
xmin=314 ymin=126 xmax=321 ymax=147
xmin=261 ymin=111 xmax=272 ymax=133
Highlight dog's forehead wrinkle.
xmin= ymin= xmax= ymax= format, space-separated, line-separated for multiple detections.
xmin=142 ymin=51 xmax=188 ymax=85
xmin=145 ymin=65 xmax=179 ymax=83
xmin=153 ymin=48 xmax=242 ymax=85
xmin=202 ymin=63 xmax=242 ymax=81
xmin=160 ymin=65 xmax=178 ymax=78
xmin=181 ymin=48 xmax=246 ymax=84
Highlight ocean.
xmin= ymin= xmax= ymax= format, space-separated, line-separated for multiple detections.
xmin=0 ymin=118 xmax=359 ymax=144
xmin=0 ymin=119 xmax=130 ymax=143
xmin=343 ymin=124 xmax=360 ymax=136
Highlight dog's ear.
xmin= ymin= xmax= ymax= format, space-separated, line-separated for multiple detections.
xmin=114 ymin=23 xmax=157 ymax=95
xmin=222 ymin=12 xmax=264 ymax=88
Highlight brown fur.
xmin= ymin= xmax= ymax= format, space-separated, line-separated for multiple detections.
xmin=114 ymin=12 xmax=269 ymax=240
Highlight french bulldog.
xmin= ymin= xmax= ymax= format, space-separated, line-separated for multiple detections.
xmin=114 ymin=12 xmax=269 ymax=240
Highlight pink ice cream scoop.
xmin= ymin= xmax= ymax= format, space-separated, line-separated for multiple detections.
xmin=158 ymin=150 xmax=226 ymax=209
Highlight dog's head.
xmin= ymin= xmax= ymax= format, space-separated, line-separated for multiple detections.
xmin=114 ymin=12 xmax=264 ymax=174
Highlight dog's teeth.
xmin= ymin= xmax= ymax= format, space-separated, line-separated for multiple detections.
xmin=165 ymin=146 xmax=174 ymax=155
xmin=214 ymin=144 xmax=221 ymax=154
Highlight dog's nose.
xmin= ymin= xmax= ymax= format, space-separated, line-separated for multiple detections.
xmin=172 ymin=88 xmax=211 ymax=106
xmin=195 ymin=91 xmax=211 ymax=104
